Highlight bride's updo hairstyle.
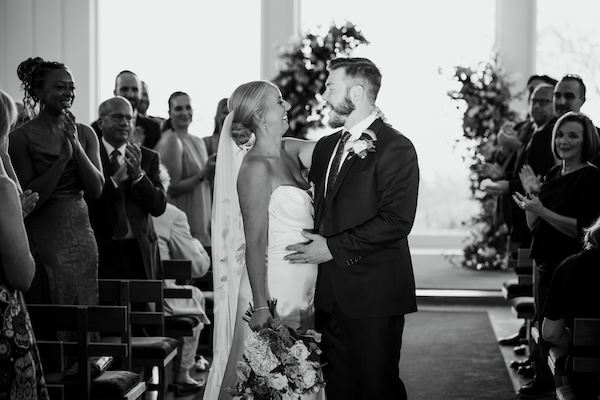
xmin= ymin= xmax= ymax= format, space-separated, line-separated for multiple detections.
xmin=17 ymin=57 xmax=68 ymax=116
xmin=228 ymin=81 xmax=274 ymax=147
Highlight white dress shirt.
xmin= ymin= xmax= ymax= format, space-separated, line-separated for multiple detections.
xmin=324 ymin=112 xmax=378 ymax=195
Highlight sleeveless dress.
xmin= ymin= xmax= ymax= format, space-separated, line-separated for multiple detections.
xmin=155 ymin=130 xmax=212 ymax=248
xmin=21 ymin=126 xmax=98 ymax=307
xmin=211 ymin=185 xmax=322 ymax=399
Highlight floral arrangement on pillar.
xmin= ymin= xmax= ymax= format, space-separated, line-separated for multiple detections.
xmin=447 ymin=55 xmax=519 ymax=270
xmin=271 ymin=21 xmax=369 ymax=138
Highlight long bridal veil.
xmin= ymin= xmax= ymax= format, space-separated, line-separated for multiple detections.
xmin=203 ymin=111 xmax=251 ymax=398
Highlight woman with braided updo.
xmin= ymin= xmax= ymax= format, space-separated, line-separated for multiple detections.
xmin=9 ymin=57 xmax=104 ymax=307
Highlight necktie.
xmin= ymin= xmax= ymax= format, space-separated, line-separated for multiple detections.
xmin=326 ymin=130 xmax=351 ymax=197
xmin=111 ymin=150 xmax=128 ymax=240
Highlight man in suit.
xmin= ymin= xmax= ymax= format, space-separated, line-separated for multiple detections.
xmin=91 ymin=71 xmax=162 ymax=148
xmin=87 ymin=96 xmax=167 ymax=280
xmin=285 ymin=57 xmax=419 ymax=399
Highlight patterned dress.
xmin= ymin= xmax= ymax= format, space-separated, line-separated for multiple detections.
xmin=0 ymin=279 xmax=49 ymax=399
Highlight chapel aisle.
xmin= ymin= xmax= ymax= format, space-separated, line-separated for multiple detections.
xmin=399 ymin=301 xmax=538 ymax=400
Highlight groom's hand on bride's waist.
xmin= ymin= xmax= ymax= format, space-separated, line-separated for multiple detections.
xmin=284 ymin=230 xmax=333 ymax=264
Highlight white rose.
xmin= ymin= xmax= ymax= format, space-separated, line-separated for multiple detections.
xmin=299 ymin=360 xmax=317 ymax=388
xmin=236 ymin=360 xmax=251 ymax=383
xmin=353 ymin=140 xmax=368 ymax=154
xmin=289 ymin=341 xmax=310 ymax=361
xmin=267 ymin=372 xmax=289 ymax=390
xmin=243 ymin=333 xmax=279 ymax=376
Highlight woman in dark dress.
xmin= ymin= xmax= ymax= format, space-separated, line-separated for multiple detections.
xmin=0 ymin=88 xmax=48 ymax=399
xmin=543 ymin=215 xmax=600 ymax=399
xmin=513 ymin=111 xmax=600 ymax=396
xmin=9 ymin=57 xmax=104 ymax=307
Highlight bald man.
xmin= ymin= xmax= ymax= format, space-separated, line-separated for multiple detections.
xmin=86 ymin=96 xmax=166 ymax=280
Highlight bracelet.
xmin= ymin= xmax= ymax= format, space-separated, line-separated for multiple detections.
xmin=253 ymin=306 xmax=269 ymax=312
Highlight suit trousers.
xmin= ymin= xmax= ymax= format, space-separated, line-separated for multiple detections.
xmin=316 ymin=302 xmax=407 ymax=400
xmin=99 ymin=238 xmax=147 ymax=280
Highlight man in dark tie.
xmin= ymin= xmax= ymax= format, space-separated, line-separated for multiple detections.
xmin=286 ymin=57 xmax=419 ymax=400
xmin=87 ymin=96 xmax=166 ymax=280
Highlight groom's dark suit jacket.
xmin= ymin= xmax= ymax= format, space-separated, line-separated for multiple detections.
xmin=310 ymin=118 xmax=419 ymax=319
xmin=87 ymin=144 xmax=167 ymax=280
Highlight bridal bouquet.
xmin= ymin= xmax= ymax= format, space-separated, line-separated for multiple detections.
xmin=226 ymin=316 xmax=325 ymax=399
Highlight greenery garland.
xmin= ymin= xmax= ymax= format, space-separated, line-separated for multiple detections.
xmin=271 ymin=21 xmax=369 ymax=138
xmin=447 ymin=55 xmax=520 ymax=270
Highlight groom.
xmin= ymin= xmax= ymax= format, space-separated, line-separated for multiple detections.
xmin=285 ymin=57 xmax=419 ymax=399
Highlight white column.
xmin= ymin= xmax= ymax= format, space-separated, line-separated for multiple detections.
xmin=260 ymin=0 xmax=300 ymax=81
xmin=0 ymin=0 xmax=98 ymax=122
xmin=494 ymin=0 xmax=537 ymax=117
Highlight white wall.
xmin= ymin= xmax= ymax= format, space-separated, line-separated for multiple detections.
xmin=0 ymin=0 xmax=98 ymax=121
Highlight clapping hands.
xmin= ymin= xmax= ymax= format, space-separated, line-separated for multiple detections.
xmin=497 ymin=122 xmax=522 ymax=151
xmin=518 ymin=165 xmax=542 ymax=195
xmin=59 ymin=109 xmax=80 ymax=159
xmin=20 ymin=189 xmax=39 ymax=217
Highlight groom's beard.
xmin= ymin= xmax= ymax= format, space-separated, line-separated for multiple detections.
xmin=328 ymin=95 xmax=355 ymax=128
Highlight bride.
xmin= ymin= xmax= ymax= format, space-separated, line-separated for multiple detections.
xmin=204 ymin=81 xmax=322 ymax=399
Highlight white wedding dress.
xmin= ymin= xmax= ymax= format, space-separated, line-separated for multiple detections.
xmin=213 ymin=185 xmax=322 ymax=399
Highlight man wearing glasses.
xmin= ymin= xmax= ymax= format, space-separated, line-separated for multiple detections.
xmin=91 ymin=70 xmax=162 ymax=148
xmin=87 ymin=96 xmax=166 ymax=281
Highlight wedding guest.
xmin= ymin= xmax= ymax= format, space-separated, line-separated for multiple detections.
xmin=513 ymin=111 xmax=600 ymax=398
xmin=0 ymin=152 xmax=49 ymax=399
xmin=0 ymin=89 xmax=39 ymax=217
xmin=87 ymin=96 xmax=166 ymax=280
xmin=203 ymin=98 xmax=227 ymax=190
xmin=9 ymin=57 xmax=104 ymax=306
xmin=152 ymin=164 xmax=210 ymax=394
xmin=488 ymin=84 xmax=558 ymax=360
xmin=155 ymin=92 xmax=214 ymax=251
xmin=138 ymin=81 xmax=165 ymax=126
xmin=554 ymin=74 xmax=586 ymax=119
xmin=542 ymin=215 xmax=600 ymax=399
xmin=91 ymin=71 xmax=162 ymax=148
xmin=203 ymin=97 xmax=229 ymax=158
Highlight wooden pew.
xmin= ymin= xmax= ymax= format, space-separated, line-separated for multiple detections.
xmin=549 ymin=318 xmax=600 ymax=400
xmin=28 ymin=304 xmax=145 ymax=400
xmin=98 ymin=279 xmax=179 ymax=400
xmin=162 ymin=259 xmax=199 ymax=339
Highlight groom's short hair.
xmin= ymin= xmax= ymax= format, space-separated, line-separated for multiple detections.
xmin=327 ymin=57 xmax=381 ymax=103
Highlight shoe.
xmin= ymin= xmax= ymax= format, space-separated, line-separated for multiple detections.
xmin=498 ymin=332 xmax=522 ymax=346
xmin=195 ymin=355 xmax=210 ymax=371
xmin=517 ymin=365 xmax=535 ymax=379
xmin=174 ymin=374 xmax=205 ymax=397
xmin=175 ymin=381 xmax=204 ymax=397
xmin=517 ymin=379 xmax=554 ymax=399
xmin=513 ymin=344 xmax=528 ymax=356
xmin=510 ymin=357 xmax=532 ymax=370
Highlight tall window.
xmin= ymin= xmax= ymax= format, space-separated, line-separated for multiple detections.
xmin=537 ymin=0 xmax=600 ymax=123
xmin=301 ymin=0 xmax=495 ymax=232
xmin=98 ymin=0 xmax=261 ymax=136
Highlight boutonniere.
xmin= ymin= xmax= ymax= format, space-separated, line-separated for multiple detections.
xmin=347 ymin=129 xmax=377 ymax=160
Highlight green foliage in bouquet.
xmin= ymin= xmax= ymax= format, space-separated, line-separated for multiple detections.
xmin=447 ymin=55 xmax=520 ymax=270
xmin=271 ymin=21 xmax=369 ymax=138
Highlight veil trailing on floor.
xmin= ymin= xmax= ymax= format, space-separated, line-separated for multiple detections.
xmin=203 ymin=111 xmax=252 ymax=398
